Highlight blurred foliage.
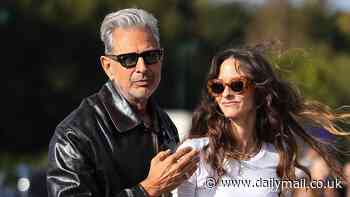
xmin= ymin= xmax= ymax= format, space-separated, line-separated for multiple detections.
xmin=1 ymin=0 xmax=350 ymax=167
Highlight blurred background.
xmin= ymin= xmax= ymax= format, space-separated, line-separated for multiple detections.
xmin=1 ymin=0 xmax=350 ymax=196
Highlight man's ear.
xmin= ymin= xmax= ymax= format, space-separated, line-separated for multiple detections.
xmin=100 ymin=56 xmax=114 ymax=80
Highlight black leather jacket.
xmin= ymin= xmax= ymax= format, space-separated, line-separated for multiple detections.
xmin=47 ymin=81 xmax=179 ymax=197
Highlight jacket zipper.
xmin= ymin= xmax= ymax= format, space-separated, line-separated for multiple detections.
xmin=152 ymin=132 xmax=159 ymax=154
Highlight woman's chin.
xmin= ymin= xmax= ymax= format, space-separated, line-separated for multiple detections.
xmin=222 ymin=111 xmax=240 ymax=119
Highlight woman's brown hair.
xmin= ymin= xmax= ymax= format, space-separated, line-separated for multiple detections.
xmin=190 ymin=47 xmax=350 ymax=190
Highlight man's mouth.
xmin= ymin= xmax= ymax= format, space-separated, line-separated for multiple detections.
xmin=134 ymin=79 xmax=151 ymax=86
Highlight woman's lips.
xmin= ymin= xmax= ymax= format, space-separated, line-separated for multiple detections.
xmin=221 ymin=101 xmax=240 ymax=106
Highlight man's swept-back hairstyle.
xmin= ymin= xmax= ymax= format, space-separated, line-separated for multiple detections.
xmin=190 ymin=46 xmax=350 ymax=194
xmin=100 ymin=8 xmax=160 ymax=54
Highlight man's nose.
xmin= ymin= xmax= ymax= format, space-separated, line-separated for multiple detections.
xmin=135 ymin=57 xmax=148 ymax=73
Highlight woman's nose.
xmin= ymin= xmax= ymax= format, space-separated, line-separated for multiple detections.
xmin=222 ymin=85 xmax=233 ymax=97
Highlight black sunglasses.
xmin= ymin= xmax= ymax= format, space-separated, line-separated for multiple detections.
xmin=105 ymin=48 xmax=163 ymax=68
xmin=207 ymin=76 xmax=253 ymax=96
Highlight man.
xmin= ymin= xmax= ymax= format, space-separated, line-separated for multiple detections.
xmin=47 ymin=8 xmax=199 ymax=197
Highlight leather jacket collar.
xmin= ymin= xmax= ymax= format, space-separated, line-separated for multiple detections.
xmin=97 ymin=80 xmax=159 ymax=133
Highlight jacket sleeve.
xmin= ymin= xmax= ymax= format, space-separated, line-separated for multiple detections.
xmin=47 ymin=126 xmax=148 ymax=197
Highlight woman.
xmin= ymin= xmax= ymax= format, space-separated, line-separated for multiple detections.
xmin=177 ymin=47 xmax=349 ymax=197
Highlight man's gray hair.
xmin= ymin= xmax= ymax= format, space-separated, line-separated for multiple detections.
xmin=100 ymin=8 xmax=160 ymax=54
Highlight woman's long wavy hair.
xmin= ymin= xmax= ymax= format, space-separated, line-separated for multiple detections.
xmin=190 ymin=47 xmax=350 ymax=185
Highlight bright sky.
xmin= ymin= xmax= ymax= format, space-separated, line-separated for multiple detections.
xmin=332 ymin=0 xmax=350 ymax=10
xmin=209 ymin=0 xmax=350 ymax=11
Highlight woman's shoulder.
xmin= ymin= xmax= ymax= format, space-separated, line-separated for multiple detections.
xmin=262 ymin=143 xmax=279 ymax=159
xmin=264 ymin=143 xmax=278 ymax=154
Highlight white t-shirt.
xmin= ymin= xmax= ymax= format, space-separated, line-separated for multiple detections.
xmin=177 ymin=137 xmax=284 ymax=197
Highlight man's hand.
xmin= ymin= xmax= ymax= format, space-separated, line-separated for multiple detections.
xmin=140 ymin=147 xmax=199 ymax=197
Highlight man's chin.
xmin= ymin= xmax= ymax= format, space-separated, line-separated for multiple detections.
xmin=130 ymin=89 xmax=152 ymax=101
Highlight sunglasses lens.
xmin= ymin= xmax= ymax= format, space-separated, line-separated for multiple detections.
xmin=210 ymin=83 xmax=225 ymax=94
xmin=111 ymin=49 xmax=163 ymax=68
xmin=118 ymin=54 xmax=138 ymax=68
xmin=230 ymin=81 xmax=244 ymax=92
xmin=143 ymin=50 xmax=162 ymax=65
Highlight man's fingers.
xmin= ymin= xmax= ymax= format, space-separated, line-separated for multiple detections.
xmin=154 ymin=149 xmax=171 ymax=161
xmin=165 ymin=147 xmax=193 ymax=163
xmin=174 ymin=149 xmax=199 ymax=169
xmin=151 ymin=151 xmax=200 ymax=194
xmin=166 ymin=170 xmax=191 ymax=190
xmin=174 ymin=158 xmax=198 ymax=179
xmin=186 ymin=161 xmax=198 ymax=177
